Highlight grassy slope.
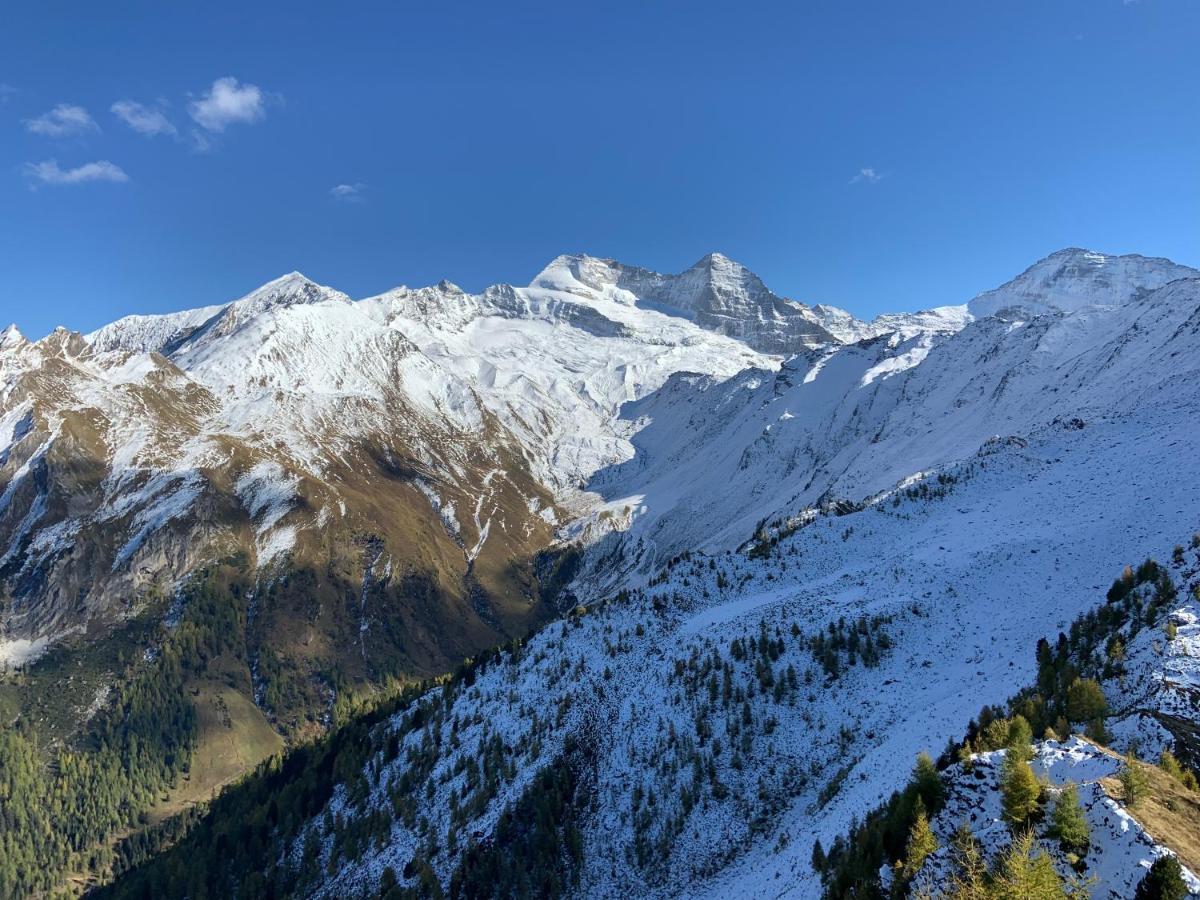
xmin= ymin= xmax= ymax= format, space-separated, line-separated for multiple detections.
xmin=1101 ymin=757 xmax=1200 ymax=879
xmin=152 ymin=654 xmax=284 ymax=825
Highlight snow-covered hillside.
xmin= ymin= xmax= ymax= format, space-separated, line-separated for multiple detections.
xmin=0 ymin=256 xmax=780 ymax=657
xmin=571 ymin=251 xmax=1200 ymax=594
xmin=5 ymin=246 xmax=1200 ymax=899
xmin=6 ymin=244 xmax=1054 ymax=660
xmin=260 ymin=392 xmax=1200 ymax=898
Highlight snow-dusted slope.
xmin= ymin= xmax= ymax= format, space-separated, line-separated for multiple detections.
xmin=570 ymin=266 xmax=1200 ymax=594
xmin=0 ymin=256 xmax=775 ymax=659
xmin=4 ymin=247 xmax=1198 ymax=661
xmin=358 ymin=264 xmax=771 ymax=493
xmin=268 ymin=396 xmax=1200 ymax=899
xmin=1104 ymin=592 xmax=1200 ymax=764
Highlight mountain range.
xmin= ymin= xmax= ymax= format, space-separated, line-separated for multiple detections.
xmin=2 ymin=246 xmax=1199 ymax=898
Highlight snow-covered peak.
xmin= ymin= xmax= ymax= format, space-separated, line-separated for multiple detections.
xmin=219 ymin=271 xmax=351 ymax=320
xmin=532 ymin=252 xmax=836 ymax=353
xmin=166 ymin=272 xmax=352 ymax=356
xmin=529 ymin=251 xmax=775 ymax=313
xmin=86 ymin=272 xmax=349 ymax=356
xmin=1 ymin=324 xmax=25 ymax=352
xmin=967 ymin=248 xmax=1198 ymax=319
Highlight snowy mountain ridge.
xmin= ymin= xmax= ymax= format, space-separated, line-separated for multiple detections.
xmin=3 ymin=247 xmax=1196 ymax=663
xmin=4 ymin=245 xmax=1200 ymax=899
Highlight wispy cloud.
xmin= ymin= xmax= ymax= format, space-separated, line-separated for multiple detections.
xmin=849 ymin=167 xmax=883 ymax=185
xmin=330 ymin=182 xmax=367 ymax=203
xmin=24 ymin=104 xmax=99 ymax=137
xmin=111 ymin=99 xmax=177 ymax=137
xmin=0 ymin=84 xmax=16 ymax=104
xmin=188 ymin=77 xmax=267 ymax=132
xmin=24 ymin=159 xmax=129 ymax=186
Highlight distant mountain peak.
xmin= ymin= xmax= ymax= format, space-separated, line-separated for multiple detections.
xmin=528 ymin=252 xmax=835 ymax=353
xmin=689 ymin=250 xmax=736 ymax=268
xmin=36 ymin=326 xmax=90 ymax=358
xmin=968 ymin=248 xmax=1198 ymax=319
xmin=1 ymin=324 xmax=25 ymax=350
xmin=233 ymin=271 xmax=350 ymax=308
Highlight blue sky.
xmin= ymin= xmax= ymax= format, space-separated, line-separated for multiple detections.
xmin=2 ymin=1 xmax=1197 ymax=337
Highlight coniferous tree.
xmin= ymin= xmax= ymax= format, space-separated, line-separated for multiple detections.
xmin=989 ymin=830 xmax=1082 ymax=900
xmin=1047 ymin=783 xmax=1089 ymax=856
xmin=1120 ymin=754 xmax=1150 ymax=807
xmin=1000 ymin=753 xmax=1041 ymax=829
xmin=1006 ymin=716 xmax=1034 ymax=763
xmin=912 ymin=752 xmax=946 ymax=811
xmin=1065 ymin=678 xmax=1107 ymax=724
xmin=1134 ymin=855 xmax=1189 ymax=900
xmin=944 ymin=823 xmax=988 ymax=900
xmin=811 ymin=838 xmax=826 ymax=872
xmin=899 ymin=797 xmax=938 ymax=881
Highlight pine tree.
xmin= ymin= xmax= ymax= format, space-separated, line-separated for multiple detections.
xmin=989 ymin=830 xmax=1079 ymax=899
xmin=912 ymin=751 xmax=946 ymax=811
xmin=1134 ymin=855 xmax=1189 ymax=900
xmin=1000 ymin=753 xmax=1041 ymax=829
xmin=811 ymin=838 xmax=826 ymax=873
xmin=945 ymin=823 xmax=988 ymax=900
xmin=1006 ymin=715 xmax=1034 ymax=763
xmin=899 ymin=797 xmax=938 ymax=881
xmin=1065 ymin=678 xmax=1108 ymax=724
xmin=1048 ymin=783 xmax=1089 ymax=855
xmin=1120 ymin=754 xmax=1150 ymax=806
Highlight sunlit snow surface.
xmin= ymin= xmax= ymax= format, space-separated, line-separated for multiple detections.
xmin=303 ymin=399 xmax=1200 ymax=898
xmin=3 ymin=249 xmax=1200 ymax=895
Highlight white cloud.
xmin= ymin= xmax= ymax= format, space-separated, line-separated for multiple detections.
xmin=24 ymin=159 xmax=129 ymax=186
xmin=188 ymin=77 xmax=266 ymax=132
xmin=850 ymin=167 xmax=883 ymax=185
xmin=111 ymin=99 xmax=177 ymax=137
xmin=330 ymin=182 xmax=367 ymax=203
xmin=24 ymin=104 xmax=99 ymax=137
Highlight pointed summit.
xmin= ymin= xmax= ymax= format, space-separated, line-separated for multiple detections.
xmin=191 ymin=272 xmax=353 ymax=342
xmin=1 ymin=323 xmax=25 ymax=351
xmin=527 ymin=251 xmax=835 ymax=352
xmin=36 ymin=326 xmax=90 ymax=359
xmin=689 ymin=251 xmax=734 ymax=268
xmin=231 ymin=271 xmax=351 ymax=313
